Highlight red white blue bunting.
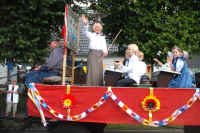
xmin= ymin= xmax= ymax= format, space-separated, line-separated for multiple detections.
xmin=28 ymin=83 xmax=200 ymax=127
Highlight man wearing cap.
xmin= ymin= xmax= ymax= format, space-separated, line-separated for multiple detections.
xmin=25 ymin=40 xmax=63 ymax=88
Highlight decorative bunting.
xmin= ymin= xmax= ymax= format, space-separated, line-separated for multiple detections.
xmin=28 ymin=84 xmax=200 ymax=127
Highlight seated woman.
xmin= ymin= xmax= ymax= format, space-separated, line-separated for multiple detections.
xmin=168 ymin=45 xmax=194 ymax=88
xmin=113 ymin=44 xmax=146 ymax=87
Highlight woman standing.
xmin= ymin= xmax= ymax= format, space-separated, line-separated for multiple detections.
xmin=168 ymin=46 xmax=194 ymax=88
xmin=5 ymin=80 xmax=19 ymax=118
xmin=82 ymin=15 xmax=108 ymax=86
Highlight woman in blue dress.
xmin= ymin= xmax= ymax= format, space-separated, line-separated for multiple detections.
xmin=168 ymin=46 xmax=194 ymax=88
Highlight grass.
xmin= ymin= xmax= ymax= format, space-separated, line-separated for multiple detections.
xmin=105 ymin=124 xmax=184 ymax=130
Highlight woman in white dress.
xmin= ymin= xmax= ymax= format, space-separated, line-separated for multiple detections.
xmin=5 ymin=80 xmax=19 ymax=118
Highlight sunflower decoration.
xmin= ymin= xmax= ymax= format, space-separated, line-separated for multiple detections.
xmin=142 ymin=95 xmax=160 ymax=112
xmin=62 ymin=94 xmax=75 ymax=109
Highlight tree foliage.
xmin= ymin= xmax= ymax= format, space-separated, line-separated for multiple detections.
xmin=1 ymin=0 xmax=200 ymax=65
xmin=90 ymin=0 xmax=200 ymax=64
xmin=0 ymin=0 xmax=88 ymax=65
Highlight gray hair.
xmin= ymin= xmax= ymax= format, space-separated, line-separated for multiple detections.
xmin=183 ymin=50 xmax=189 ymax=59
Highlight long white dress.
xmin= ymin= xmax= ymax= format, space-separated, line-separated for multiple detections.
xmin=6 ymin=84 xmax=19 ymax=103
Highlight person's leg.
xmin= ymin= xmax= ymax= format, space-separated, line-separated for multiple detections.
xmin=12 ymin=103 xmax=18 ymax=118
xmin=114 ymin=78 xmax=136 ymax=87
xmin=25 ymin=70 xmax=41 ymax=88
xmin=39 ymin=71 xmax=59 ymax=80
xmin=25 ymin=71 xmax=58 ymax=118
xmin=25 ymin=70 xmax=58 ymax=87
xmin=5 ymin=103 xmax=11 ymax=117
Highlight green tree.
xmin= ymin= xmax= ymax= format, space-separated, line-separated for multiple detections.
xmin=0 ymin=0 xmax=65 ymax=65
xmin=0 ymin=0 xmax=89 ymax=65
xmin=90 ymin=0 xmax=200 ymax=64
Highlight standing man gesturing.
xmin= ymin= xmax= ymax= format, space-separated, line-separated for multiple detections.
xmin=82 ymin=15 xmax=108 ymax=86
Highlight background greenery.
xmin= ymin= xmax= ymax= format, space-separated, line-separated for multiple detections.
xmin=0 ymin=0 xmax=200 ymax=65
xmin=0 ymin=0 xmax=89 ymax=65
xmin=90 ymin=0 xmax=200 ymax=64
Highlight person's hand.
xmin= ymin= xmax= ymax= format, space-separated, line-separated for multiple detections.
xmin=113 ymin=62 xmax=119 ymax=69
xmin=167 ymin=57 xmax=172 ymax=65
xmin=119 ymin=59 xmax=123 ymax=64
xmin=33 ymin=66 xmax=41 ymax=71
xmin=82 ymin=15 xmax=88 ymax=25
xmin=103 ymin=52 xmax=108 ymax=56
xmin=153 ymin=58 xmax=159 ymax=62
xmin=113 ymin=59 xmax=123 ymax=67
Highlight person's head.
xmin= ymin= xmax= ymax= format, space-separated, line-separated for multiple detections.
xmin=93 ymin=22 xmax=103 ymax=34
xmin=125 ymin=49 xmax=131 ymax=59
xmin=182 ymin=50 xmax=189 ymax=59
xmin=127 ymin=44 xmax=139 ymax=56
xmin=138 ymin=51 xmax=144 ymax=61
xmin=11 ymin=80 xmax=17 ymax=85
xmin=172 ymin=45 xmax=182 ymax=58
xmin=49 ymin=40 xmax=60 ymax=51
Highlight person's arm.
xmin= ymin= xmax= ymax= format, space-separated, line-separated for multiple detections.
xmin=82 ymin=15 xmax=93 ymax=39
xmin=118 ymin=58 xmax=134 ymax=73
xmin=40 ymin=47 xmax=63 ymax=71
xmin=139 ymin=62 xmax=147 ymax=75
xmin=14 ymin=85 xmax=19 ymax=94
xmin=7 ymin=85 xmax=11 ymax=93
xmin=175 ymin=59 xmax=184 ymax=72
xmin=153 ymin=58 xmax=164 ymax=66
xmin=82 ymin=15 xmax=88 ymax=25
xmin=167 ymin=57 xmax=175 ymax=71
xmin=102 ymin=36 xmax=108 ymax=56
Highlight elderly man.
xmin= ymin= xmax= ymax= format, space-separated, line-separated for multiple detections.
xmin=25 ymin=40 xmax=63 ymax=88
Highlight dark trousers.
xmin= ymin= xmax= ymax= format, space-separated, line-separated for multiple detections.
xmin=114 ymin=78 xmax=136 ymax=87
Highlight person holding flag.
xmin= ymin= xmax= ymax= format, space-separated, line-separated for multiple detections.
xmin=82 ymin=15 xmax=108 ymax=86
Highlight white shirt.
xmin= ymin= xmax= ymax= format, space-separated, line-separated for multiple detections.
xmin=175 ymin=59 xmax=184 ymax=72
xmin=83 ymin=25 xmax=108 ymax=53
xmin=119 ymin=55 xmax=147 ymax=84
xmin=6 ymin=84 xmax=19 ymax=103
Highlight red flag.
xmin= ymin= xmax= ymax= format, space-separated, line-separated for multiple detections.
xmin=62 ymin=5 xmax=68 ymax=54
xmin=62 ymin=25 xmax=66 ymax=44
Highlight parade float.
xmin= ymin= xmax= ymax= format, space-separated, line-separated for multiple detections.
xmin=28 ymin=83 xmax=200 ymax=127
xmin=27 ymin=5 xmax=200 ymax=129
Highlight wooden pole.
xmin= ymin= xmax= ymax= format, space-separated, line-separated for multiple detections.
xmin=108 ymin=29 xmax=122 ymax=51
xmin=62 ymin=53 xmax=67 ymax=85
xmin=71 ymin=53 xmax=75 ymax=84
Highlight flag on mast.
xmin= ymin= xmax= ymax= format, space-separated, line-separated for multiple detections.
xmin=61 ymin=4 xmax=68 ymax=85
xmin=62 ymin=5 xmax=68 ymax=54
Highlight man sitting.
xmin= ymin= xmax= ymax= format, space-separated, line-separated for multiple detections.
xmin=25 ymin=40 xmax=63 ymax=88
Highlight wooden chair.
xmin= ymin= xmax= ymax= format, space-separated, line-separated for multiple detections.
xmin=41 ymin=65 xmax=73 ymax=85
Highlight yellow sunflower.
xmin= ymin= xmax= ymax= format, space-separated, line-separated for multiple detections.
xmin=142 ymin=96 xmax=160 ymax=112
